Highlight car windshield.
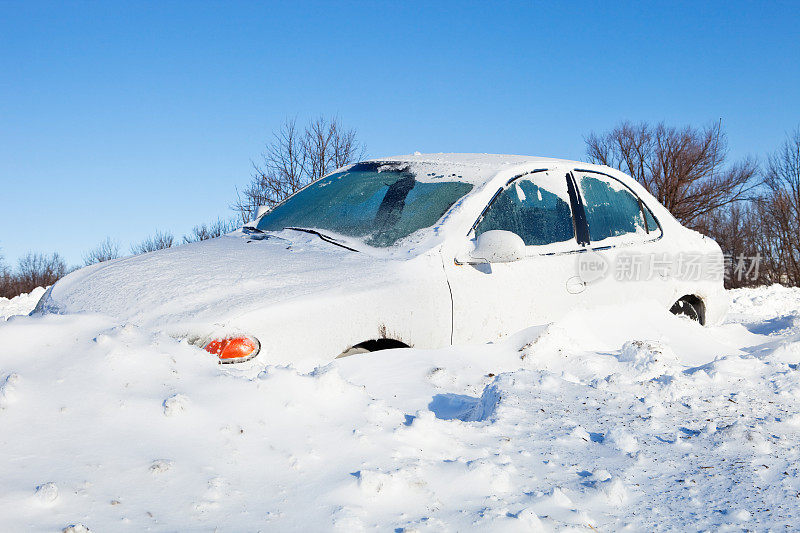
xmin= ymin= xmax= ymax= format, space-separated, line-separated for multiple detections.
xmin=256 ymin=162 xmax=474 ymax=248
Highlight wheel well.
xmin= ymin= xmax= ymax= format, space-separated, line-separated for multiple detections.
xmin=336 ymin=338 xmax=411 ymax=358
xmin=352 ymin=338 xmax=410 ymax=352
xmin=674 ymin=294 xmax=706 ymax=325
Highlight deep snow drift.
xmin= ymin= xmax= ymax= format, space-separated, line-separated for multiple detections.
xmin=2 ymin=285 xmax=800 ymax=531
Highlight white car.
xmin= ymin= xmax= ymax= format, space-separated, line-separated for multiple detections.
xmin=33 ymin=154 xmax=727 ymax=369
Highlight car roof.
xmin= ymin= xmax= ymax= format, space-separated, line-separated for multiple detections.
xmin=366 ymin=153 xmax=595 ymax=186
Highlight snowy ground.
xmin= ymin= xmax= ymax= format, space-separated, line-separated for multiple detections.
xmin=2 ymin=286 xmax=800 ymax=531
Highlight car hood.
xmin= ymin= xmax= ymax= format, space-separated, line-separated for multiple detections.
xmin=38 ymin=232 xmax=415 ymax=330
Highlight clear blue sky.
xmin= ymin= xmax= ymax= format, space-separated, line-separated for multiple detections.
xmin=1 ymin=1 xmax=798 ymax=267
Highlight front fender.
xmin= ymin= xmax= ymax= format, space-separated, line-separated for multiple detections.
xmin=227 ymin=257 xmax=452 ymax=370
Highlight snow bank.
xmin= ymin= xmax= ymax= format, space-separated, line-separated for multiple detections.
xmin=1 ymin=287 xmax=800 ymax=530
xmin=728 ymin=284 xmax=800 ymax=336
xmin=0 ymin=286 xmax=46 ymax=321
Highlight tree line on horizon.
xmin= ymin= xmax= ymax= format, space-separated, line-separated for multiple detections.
xmin=1 ymin=116 xmax=799 ymax=299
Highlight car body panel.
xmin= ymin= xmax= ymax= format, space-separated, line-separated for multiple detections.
xmin=37 ymin=231 xmax=452 ymax=369
xmin=34 ymin=153 xmax=728 ymax=369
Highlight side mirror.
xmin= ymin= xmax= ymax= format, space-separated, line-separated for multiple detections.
xmin=255 ymin=205 xmax=270 ymax=219
xmin=470 ymin=230 xmax=525 ymax=263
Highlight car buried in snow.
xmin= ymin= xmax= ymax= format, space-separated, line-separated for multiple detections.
xmin=32 ymin=154 xmax=727 ymax=369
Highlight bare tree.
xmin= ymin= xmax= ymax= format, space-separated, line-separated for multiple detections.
xmin=685 ymin=128 xmax=800 ymax=288
xmin=702 ymin=203 xmax=767 ymax=288
xmin=130 ymin=231 xmax=174 ymax=255
xmin=0 ymin=252 xmax=11 ymax=298
xmin=585 ymin=121 xmax=759 ymax=230
xmin=330 ymin=119 xmax=361 ymax=170
xmin=757 ymin=129 xmax=800 ymax=286
xmin=303 ymin=116 xmax=362 ymax=182
xmin=182 ymin=218 xmax=239 ymax=244
xmin=15 ymin=252 xmax=67 ymax=293
xmin=83 ymin=237 xmax=121 ymax=266
xmin=233 ymin=116 xmax=365 ymax=221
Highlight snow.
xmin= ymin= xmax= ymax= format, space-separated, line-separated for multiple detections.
xmin=1 ymin=284 xmax=800 ymax=530
xmin=377 ymin=153 xmax=586 ymax=184
xmin=0 ymin=286 xmax=46 ymax=321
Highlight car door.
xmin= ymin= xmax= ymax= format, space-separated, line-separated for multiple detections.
xmin=569 ymin=168 xmax=665 ymax=308
xmin=444 ymin=167 xmax=589 ymax=344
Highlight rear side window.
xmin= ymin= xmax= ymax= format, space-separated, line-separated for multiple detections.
xmin=475 ymin=177 xmax=574 ymax=246
xmin=576 ymin=174 xmax=658 ymax=242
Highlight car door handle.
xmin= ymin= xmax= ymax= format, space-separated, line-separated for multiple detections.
xmin=565 ymin=276 xmax=586 ymax=294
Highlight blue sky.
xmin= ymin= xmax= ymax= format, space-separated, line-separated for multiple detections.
xmin=1 ymin=1 xmax=798 ymax=267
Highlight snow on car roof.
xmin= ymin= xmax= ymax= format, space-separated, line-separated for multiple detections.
xmin=367 ymin=153 xmax=586 ymax=185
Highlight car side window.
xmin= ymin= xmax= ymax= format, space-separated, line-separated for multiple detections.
xmin=475 ymin=177 xmax=575 ymax=246
xmin=576 ymin=174 xmax=658 ymax=242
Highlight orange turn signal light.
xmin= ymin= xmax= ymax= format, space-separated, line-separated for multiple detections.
xmin=203 ymin=336 xmax=260 ymax=364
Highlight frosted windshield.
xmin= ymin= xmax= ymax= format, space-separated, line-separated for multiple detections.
xmin=256 ymin=162 xmax=474 ymax=248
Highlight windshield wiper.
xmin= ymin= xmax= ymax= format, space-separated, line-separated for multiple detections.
xmin=285 ymin=227 xmax=360 ymax=253
xmin=242 ymin=225 xmax=266 ymax=234
xmin=242 ymin=226 xmax=271 ymax=240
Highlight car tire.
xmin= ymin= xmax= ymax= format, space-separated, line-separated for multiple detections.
xmin=670 ymin=299 xmax=700 ymax=322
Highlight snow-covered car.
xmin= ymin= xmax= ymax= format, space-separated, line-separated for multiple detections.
xmin=33 ymin=154 xmax=727 ymax=369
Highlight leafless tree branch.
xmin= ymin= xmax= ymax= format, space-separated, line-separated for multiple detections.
xmin=130 ymin=231 xmax=174 ymax=255
xmin=83 ymin=237 xmax=121 ymax=266
xmin=232 ymin=116 xmax=365 ymax=221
